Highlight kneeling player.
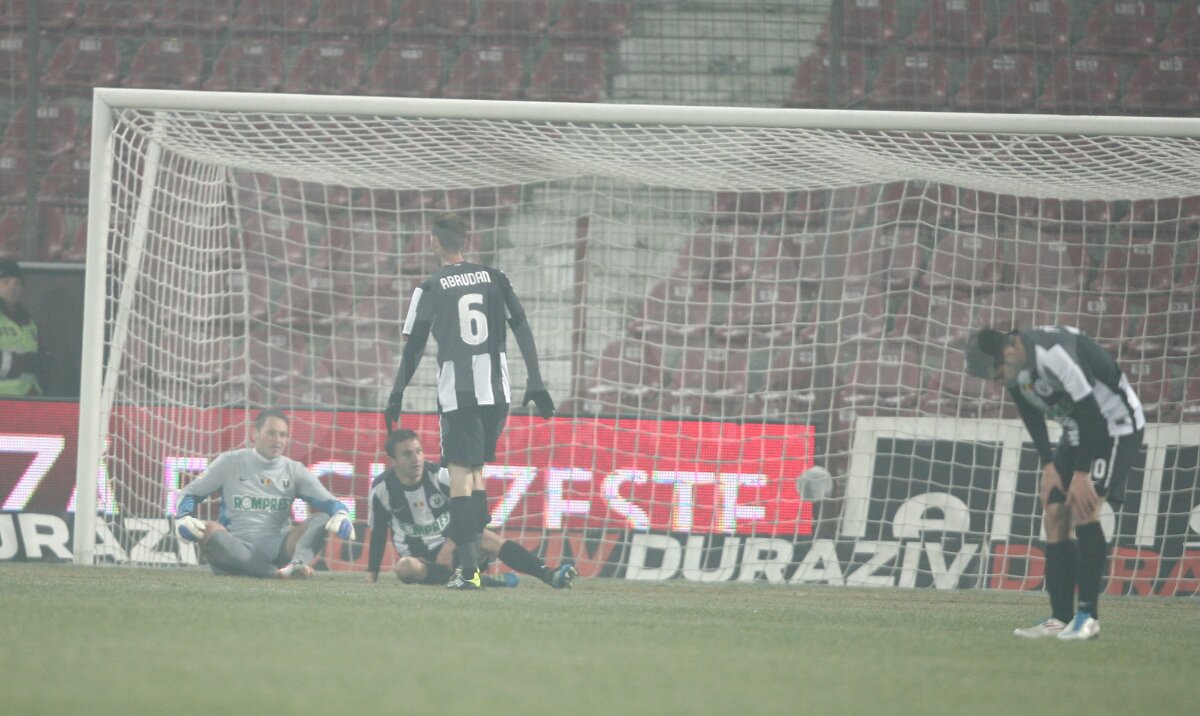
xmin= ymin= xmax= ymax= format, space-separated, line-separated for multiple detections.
xmin=365 ymin=429 xmax=576 ymax=589
xmin=174 ymin=408 xmax=356 ymax=579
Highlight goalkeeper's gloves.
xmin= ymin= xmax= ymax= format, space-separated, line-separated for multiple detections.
xmin=384 ymin=390 xmax=404 ymax=430
xmin=522 ymin=389 xmax=556 ymax=419
xmin=326 ymin=512 xmax=355 ymax=541
xmin=175 ymin=515 xmax=206 ymax=542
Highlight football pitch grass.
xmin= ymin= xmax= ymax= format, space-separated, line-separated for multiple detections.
xmin=1 ymin=563 xmax=1196 ymax=716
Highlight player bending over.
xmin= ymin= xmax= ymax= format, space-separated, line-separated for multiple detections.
xmin=174 ymin=408 xmax=356 ymax=579
xmin=966 ymin=326 xmax=1145 ymax=641
xmin=365 ymin=429 xmax=576 ymax=589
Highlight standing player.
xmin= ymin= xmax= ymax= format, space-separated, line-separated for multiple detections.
xmin=174 ymin=408 xmax=356 ymax=579
xmin=364 ymin=429 xmax=576 ymax=588
xmin=384 ymin=213 xmax=555 ymax=590
xmin=965 ymin=326 xmax=1145 ymax=641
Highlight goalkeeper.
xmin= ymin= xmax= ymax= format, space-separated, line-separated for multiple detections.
xmin=174 ymin=408 xmax=356 ymax=579
xmin=365 ymin=429 xmax=576 ymax=589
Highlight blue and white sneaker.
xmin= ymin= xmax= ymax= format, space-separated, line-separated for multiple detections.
xmin=550 ymin=563 xmax=577 ymax=589
xmin=482 ymin=572 xmax=519 ymax=588
xmin=1013 ymin=617 xmax=1066 ymax=638
xmin=1057 ymin=612 xmax=1100 ymax=641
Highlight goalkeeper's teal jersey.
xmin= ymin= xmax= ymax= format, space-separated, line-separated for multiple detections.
xmin=176 ymin=448 xmax=347 ymax=544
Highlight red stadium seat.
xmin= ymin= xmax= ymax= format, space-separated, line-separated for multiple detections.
xmin=0 ymin=205 xmax=22 ymax=260
xmin=1126 ymin=292 xmax=1200 ymax=360
xmin=832 ymin=283 xmax=891 ymax=348
xmin=783 ymin=232 xmax=833 ymax=297
xmin=978 ymin=289 xmax=1056 ymax=333
xmin=274 ymin=268 xmax=358 ymax=328
xmin=391 ymin=0 xmax=471 ymax=36
xmin=246 ymin=328 xmax=311 ymax=386
xmin=843 ymin=224 xmax=925 ymax=292
xmin=863 ymin=51 xmax=950 ymax=110
xmin=891 ymin=289 xmax=980 ymax=350
xmin=716 ymin=278 xmax=804 ymax=344
xmin=1038 ymin=55 xmax=1120 ymax=115
xmin=123 ymin=38 xmax=203 ymax=91
xmin=320 ymin=334 xmax=397 ymax=391
xmin=204 ymin=39 xmax=286 ymax=93
xmin=36 ymin=151 xmax=90 ymax=208
xmin=627 ymin=274 xmax=713 ymax=346
xmin=875 ymin=180 xmax=957 ymax=226
xmin=991 ymin=0 xmax=1071 ymax=54
xmin=1122 ymin=55 xmax=1200 ymax=116
xmin=283 ymin=41 xmax=364 ymax=95
xmin=327 ymin=214 xmax=402 ymax=273
xmin=838 ymin=341 xmax=925 ymax=413
xmin=952 ymin=53 xmax=1037 ymax=112
xmin=364 ymin=40 xmax=444 ymax=97
xmin=706 ymin=191 xmax=788 ymax=229
xmin=1180 ymin=244 xmax=1200 ymax=291
xmin=152 ymin=0 xmax=235 ymax=33
xmin=4 ymin=103 xmax=78 ymax=157
xmin=443 ymin=185 xmax=521 ymax=227
xmin=77 ymin=0 xmax=155 ymax=32
xmin=0 ymin=145 xmax=28 ymax=205
xmin=922 ymin=229 xmax=1007 ymax=296
xmin=751 ymin=343 xmax=833 ymax=421
xmin=578 ymin=338 xmax=666 ymax=413
xmin=550 ymin=1 xmax=630 ymax=42
xmin=675 ymin=230 xmax=734 ymax=283
xmin=922 ymin=348 xmax=1012 ymax=418
xmin=525 ymin=43 xmax=607 ymax=102
xmin=1057 ymin=292 xmax=1129 ymax=355
xmin=668 ymin=342 xmax=756 ymax=419
xmin=1037 ymin=199 xmax=1113 ymax=227
xmin=242 ymin=214 xmax=312 ymax=266
xmin=59 ymin=218 xmax=88 ymax=263
xmin=40 ymin=36 xmax=120 ymax=96
xmin=311 ymin=0 xmax=391 ymax=35
xmin=442 ymin=43 xmax=525 ymax=100
xmin=231 ymin=0 xmax=310 ymax=33
xmin=471 ymin=0 xmax=550 ymax=39
xmin=1011 ymin=228 xmax=1090 ymax=292
xmin=1121 ymin=357 xmax=1172 ymax=422
xmin=1074 ymin=1 xmax=1158 ymax=56
xmin=35 ymin=207 xmax=69 ymax=262
xmin=1089 ymin=233 xmax=1176 ymax=295
xmin=784 ymin=50 xmax=868 ymax=109
xmin=1160 ymin=2 xmax=1200 ymax=54
xmin=817 ymin=0 xmax=898 ymax=48
xmin=0 ymin=0 xmax=77 ymax=31
xmin=1177 ymin=370 xmax=1200 ymax=422
xmin=349 ymin=295 xmax=405 ymax=336
xmin=904 ymin=0 xmax=989 ymax=50
xmin=0 ymin=33 xmax=29 ymax=91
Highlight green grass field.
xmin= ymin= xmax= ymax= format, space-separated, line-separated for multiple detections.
xmin=1 ymin=563 xmax=1197 ymax=716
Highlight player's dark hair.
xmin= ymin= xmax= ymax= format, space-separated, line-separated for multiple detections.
xmin=386 ymin=429 xmax=420 ymax=458
xmin=431 ymin=213 xmax=468 ymax=253
xmin=964 ymin=328 xmax=1012 ymax=379
xmin=253 ymin=408 xmax=290 ymax=429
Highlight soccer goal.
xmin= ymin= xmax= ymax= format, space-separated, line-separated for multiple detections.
xmin=75 ymin=89 xmax=1200 ymax=594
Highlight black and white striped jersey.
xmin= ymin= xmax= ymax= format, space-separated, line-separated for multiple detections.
xmin=1008 ymin=326 xmax=1145 ymax=470
xmin=365 ymin=461 xmax=451 ymax=574
xmin=402 ymin=261 xmax=524 ymax=412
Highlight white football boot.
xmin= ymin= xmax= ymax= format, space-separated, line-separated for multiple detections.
xmin=1057 ymin=612 xmax=1100 ymax=641
xmin=1013 ymin=617 xmax=1067 ymax=638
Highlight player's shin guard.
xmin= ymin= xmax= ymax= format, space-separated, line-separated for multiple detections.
xmin=1044 ymin=540 xmax=1078 ymax=623
xmin=498 ymin=539 xmax=551 ymax=583
xmin=449 ymin=496 xmax=479 ymax=575
xmin=1075 ymin=522 xmax=1107 ymax=618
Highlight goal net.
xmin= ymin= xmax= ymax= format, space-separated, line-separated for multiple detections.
xmin=76 ymin=91 xmax=1200 ymax=595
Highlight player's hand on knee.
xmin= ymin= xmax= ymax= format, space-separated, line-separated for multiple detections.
xmin=175 ymin=515 xmax=207 ymax=542
xmin=522 ymin=389 xmax=555 ymax=419
xmin=325 ymin=512 xmax=355 ymax=541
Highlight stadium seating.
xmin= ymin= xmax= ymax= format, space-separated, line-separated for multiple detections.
xmin=231 ymin=0 xmax=311 ymax=33
xmin=471 ymin=0 xmax=551 ymax=39
xmin=991 ymin=0 xmax=1071 ymax=54
xmin=391 ymin=0 xmax=471 ymax=36
xmin=1179 ymin=244 xmax=1200 ymax=290
xmin=1160 ymin=2 xmax=1200 ymax=54
xmin=1177 ymin=371 xmax=1200 ymax=422
xmin=326 ymin=214 xmax=402 ymax=273
xmin=817 ymin=0 xmax=898 ymax=48
xmin=1125 ymin=291 xmax=1200 ymax=360
xmin=0 ymin=204 xmax=21 ymax=259
xmin=675 ymin=229 xmax=736 ymax=283
xmin=274 ymin=268 xmax=358 ymax=328
xmin=311 ymin=0 xmax=391 ymax=35
xmin=246 ymin=328 xmax=313 ymax=387
xmin=0 ymin=145 xmax=27 ymax=205
xmin=34 ymin=207 xmax=68 ymax=262
xmin=283 ymin=41 xmax=364 ymax=95
xmin=784 ymin=49 xmax=868 ymax=109
xmin=979 ymin=288 xmax=1056 ymax=333
xmin=1088 ymin=232 xmax=1176 ymax=295
xmin=320 ymin=334 xmax=396 ymax=394
xmin=3 ymin=102 xmax=78 ymax=157
xmin=922 ymin=229 xmax=1007 ymax=296
xmin=891 ymin=288 xmax=981 ymax=350
xmin=832 ymin=283 xmax=891 ymax=348
xmin=952 ymin=53 xmax=1037 ymax=112
xmin=77 ymin=0 xmax=156 ymax=32
xmin=1122 ymin=55 xmax=1200 ymax=116
xmin=442 ymin=185 xmax=521 ymax=227
xmin=0 ymin=33 xmax=29 ymax=92
xmin=123 ymin=38 xmax=203 ymax=91
xmin=1122 ymin=357 xmax=1173 ymax=422
xmin=242 ymin=214 xmax=312 ymax=267
xmin=837 ymin=340 xmax=925 ymax=413
xmin=843 ymin=223 xmax=925 ymax=292
xmin=549 ymin=1 xmax=631 ymax=42
xmin=1011 ymin=228 xmax=1090 ymax=292
xmin=784 ymin=232 xmax=834 ymax=296
xmin=0 ymin=0 xmax=77 ymax=31
xmin=875 ymin=180 xmax=958 ymax=226
xmin=1124 ymin=195 xmax=1200 ymax=232
xmin=626 ymin=273 xmax=713 ymax=345
xmin=863 ymin=51 xmax=950 ymax=110
xmin=1038 ymin=55 xmax=1121 ymax=114
xmin=525 ymin=43 xmax=607 ymax=102
xmin=204 ymin=39 xmax=286 ymax=93
xmin=1058 ymin=291 xmax=1129 ymax=355
xmin=667 ymin=341 xmax=756 ymax=419
xmin=442 ymin=43 xmax=525 ymax=100
xmin=1074 ymin=1 xmax=1158 ymax=56
xmin=1037 ymin=198 xmax=1113 ymax=227
xmin=921 ymin=347 xmax=1011 ymax=418
xmin=152 ymin=0 xmax=236 ymax=33
xmin=58 ymin=218 xmax=88 ymax=263
xmin=904 ymin=0 xmax=989 ymax=50
xmin=577 ymin=337 xmax=667 ymax=413
xmin=348 ymin=295 xmax=405 ymax=338
xmin=364 ymin=40 xmax=444 ymax=97
xmin=705 ymin=191 xmax=788 ymax=229
xmin=716 ymin=278 xmax=805 ymax=345
xmin=36 ymin=151 xmax=90 ymax=208
xmin=40 ymin=36 xmax=120 ymax=96
xmin=747 ymin=343 xmax=833 ymax=422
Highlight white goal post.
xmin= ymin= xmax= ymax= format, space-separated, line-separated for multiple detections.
xmin=74 ymin=89 xmax=1200 ymax=595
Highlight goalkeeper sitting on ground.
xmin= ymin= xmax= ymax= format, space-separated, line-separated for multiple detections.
xmin=365 ymin=429 xmax=576 ymax=589
xmin=174 ymin=408 xmax=356 ymax=579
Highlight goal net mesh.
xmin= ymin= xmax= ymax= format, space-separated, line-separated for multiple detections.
xmin=90 ymin=102 xmax=1200 ymax=593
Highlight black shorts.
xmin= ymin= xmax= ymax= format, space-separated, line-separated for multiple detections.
xmin=1051 ymin=429 xmax=1143 ymax=506
xmin=415 ymin=541 xmax=493 ymax=585
xmin=440 ymin=403 xmax=508 ymax=467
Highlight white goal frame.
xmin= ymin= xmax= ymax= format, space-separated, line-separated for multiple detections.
xmin=74 ymin=88 xmax=1200 ymax=565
